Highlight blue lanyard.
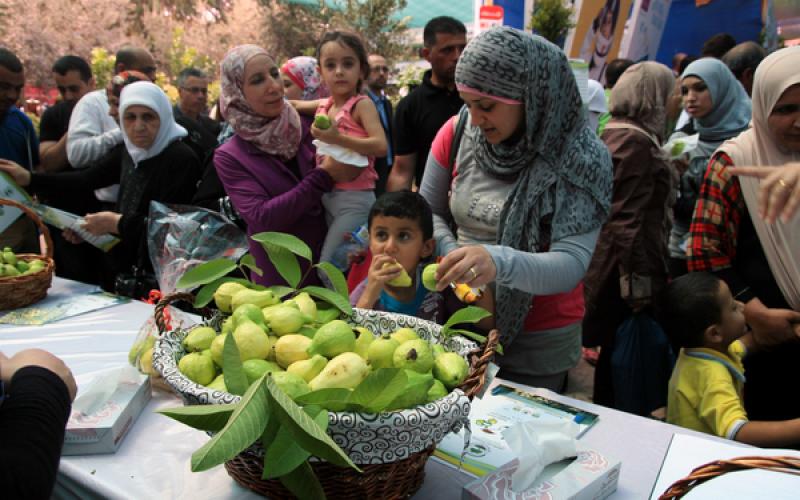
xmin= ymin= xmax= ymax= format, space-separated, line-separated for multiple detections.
xmin=685 ymin=351 xmax=746 ymax=384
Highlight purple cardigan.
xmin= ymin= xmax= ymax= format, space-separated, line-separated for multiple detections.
xmin=214 ymin=118 xmax=333 ymax=286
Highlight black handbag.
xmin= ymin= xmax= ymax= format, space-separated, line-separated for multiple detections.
xmin=114 ymin=231 xmax=159 ymax=299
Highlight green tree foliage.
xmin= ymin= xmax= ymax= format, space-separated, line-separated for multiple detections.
xmin=528 ymin=0 xmax=575 ymax=45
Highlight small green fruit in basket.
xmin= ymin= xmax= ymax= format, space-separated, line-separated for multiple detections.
xmin=308 ymin=320 xmax=356 ymax=358
xmin=233 ymin=321 xmax=272 ymax=361
xmin=182 ymin=326 xmax=217 ymax=352
xmin=393 ymin=339 xmax=434 ymax=374
xmin=353 ymin=327 xmax=374 ymax=359
xmin=287 ymin=354 xmax=328 ymax=382
xmin=367 ymin=334 xmax=399 ymax=369
xmin=265 ymin=306 xmax=308 ymax=336
xmin=179 ymin=352 xmax=216 ymax=386
xmin=242 ymin=359 xmax=283 ymax=385
xmin=221 ymin=316 xmax=235 ymax=336
xmin=387 ymin=370 xmax=434 ymax=410
xmin=288 ymin=292 xmax=318 ymax=322
xmin=309 ymin=352 xmax=369 ymax=391
xmin=390 ymin=327 xmax=419 ymax=345
xmin=15 ymin=260 xmax=29 ymax=273
xmin=432 ymin=344 xmax=446 ymax=359
xmin=3 ymin=264 xmax=19 ymax=277
xmin=232 ymin=303 xmax=268 ymax=331
xmin=272 ymin=371 xmax=311 ymax=400
xmin=139 ymin=347 xmax=158 ymax=376
xmin=313 ymin=114 xmax=332 ymax=130
xmin=433 ymin=352 xmax=469 ymax=389
xmin=211 ymin=333 xmax=226 ymax=367
xmin=206 ymin=374 xmax=227 ymax=392
xmin=231 ymin=289 xmax=278 ymax=311
xmin=422 ymin=263 xmax=438 ymax=292
xmin=213 ymin=281 xmax=247 ymax=313
xmin=427 ymin=379 xmax=448 ymax=403
xmin=275 ymin=334 xmax=312 ymax=369
xmin=2 ymin=250 xmax=17 ymax=266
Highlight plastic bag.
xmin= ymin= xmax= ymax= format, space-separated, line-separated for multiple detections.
xmin=662 ymin=133 xmax=699 ymax=160
xmin=147 ymin=201 xmax=249 ymax=294
xmin=610 ymin=313 xmax=675 ymax=416
xmin=128 ymin=301 xmax=195 ymax=375
xmin=312 ymin=139 xmax=369 ymax=167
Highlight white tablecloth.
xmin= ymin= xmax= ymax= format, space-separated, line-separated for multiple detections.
xmin=0 ymin=278 xmax=728 ymax=499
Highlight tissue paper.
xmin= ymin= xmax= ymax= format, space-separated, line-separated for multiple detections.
xmin=503 ymin=420 xmax=580 ymax=492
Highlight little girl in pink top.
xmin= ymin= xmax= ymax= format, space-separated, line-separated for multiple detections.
xmin=310 ymin=31 xmax=388 ymax=267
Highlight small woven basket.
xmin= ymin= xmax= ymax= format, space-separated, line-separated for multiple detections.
xmin=153 ymin=292 xmax=498 ymax=499
xmin=0 ymin=199 xmax=54 ymax=310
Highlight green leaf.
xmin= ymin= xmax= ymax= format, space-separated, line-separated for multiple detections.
xmin=347 ymin=368 xmax=407 ymax=413
xmin=223 ymin=332 xmax=248 ymax=396
xmin=190 ymin=376 xmax=270 ymax=472
xmin=299 ymin=286 xmax=353 ymax=317
xmin=266 ymin=285 xmax=296 ymax=299
xmin=240 ymin=254 xmax=263 ymax=277
xmin=314 ymin=261 xmax=349 ymax=300
xmin=265 ymin=375 xmax=360 ymax=471
xmin=442 ymin=306 xmax=492 ymax=335
xmin=194 ymin=277 xmax=260 ymax=308
xmin=278 ymin=460 xmax=326 ymax=500
xmin=262 ymin=243 xmax=302 ymax=289
xmin=262 ymin=406 xmax=328 ymax=479
xmin=448 ymin=328 xmax=504 ymax=355
xmin=157 ymin=404 xmax=237 ymax=432
xmin=295 ymin=388 xmax=353 ymax=412
xmin=251 ymin=232 xmax=313 ymax=261
xmin=176 ymin=258 xmax=237 ymax=290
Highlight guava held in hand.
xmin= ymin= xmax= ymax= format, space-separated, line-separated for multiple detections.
xmin=383 ymin=262 xmax=412 ymax=287
xmin=314 ymin=114 xmax=332 ymax=130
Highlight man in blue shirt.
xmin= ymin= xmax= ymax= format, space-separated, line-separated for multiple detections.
xmin=366 ymin=53 xmax=393 ymax=196
xmin=0 ymin=48 xmax=39 ymax=252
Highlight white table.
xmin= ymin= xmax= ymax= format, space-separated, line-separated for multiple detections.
xmin=0 ymin=277 xmax=727 ymax=499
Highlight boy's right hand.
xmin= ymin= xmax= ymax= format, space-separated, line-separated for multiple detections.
xmin=355 ymin=254 xmax=403 ymax=309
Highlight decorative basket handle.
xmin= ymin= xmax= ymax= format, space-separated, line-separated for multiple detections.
xmin=458 ymin=329 xmax=499 ymax=400
xmin=0 ymin=198 xmax=53 ymax=258
xmin=155 ymin=291 xmax=198 ymax=335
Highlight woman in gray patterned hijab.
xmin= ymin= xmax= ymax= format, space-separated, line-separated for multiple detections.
xmin=427 ymin=26 xmax=612 ymax=389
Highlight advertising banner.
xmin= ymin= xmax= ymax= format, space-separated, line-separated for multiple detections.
xmin=565 ymin=0 xmax=635 ymax=84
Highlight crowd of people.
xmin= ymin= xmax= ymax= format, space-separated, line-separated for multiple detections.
xmin=1 ymin=17 xmax=800 ymax=497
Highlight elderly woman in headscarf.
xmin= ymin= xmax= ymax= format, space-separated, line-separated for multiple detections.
xmin=668 ymin=58 xmax=751 ymax=277
xmin=280 ymin=56 xmax=328 ymax=101
xmin=582 ymin=62 xmax=677 ymax=409
xmin=420 ymin=27 xmax=613 ymax=392
xmin=0 ymin=81 xmax=200 ymax=289
xmin=212 ymin=45 xmax=351 ymax=287
xmin=688 ymin=46 xmax=800 ymax=422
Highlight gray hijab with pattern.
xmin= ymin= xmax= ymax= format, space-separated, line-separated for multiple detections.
xmin=454 ymin=27 xmax=612 ymax=346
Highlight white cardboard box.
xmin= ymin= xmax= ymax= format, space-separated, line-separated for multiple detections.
xmin=62 ymin=373 xmax=151 ymax=455
xmin=463 ymin=450 xmax=621 ymax=500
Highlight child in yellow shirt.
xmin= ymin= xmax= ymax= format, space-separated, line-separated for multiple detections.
xmin=662 ymin=272 xmax=800 ymax=446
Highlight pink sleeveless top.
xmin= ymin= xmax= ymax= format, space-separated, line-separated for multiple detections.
xmin=315 ymin=95 xmax=377 ymax=190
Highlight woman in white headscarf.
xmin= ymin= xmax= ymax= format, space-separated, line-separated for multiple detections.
xmin=0 ymin=81 xmax=201 ymax=289
xmin=687 ymin=46 xmax=800 ymax=422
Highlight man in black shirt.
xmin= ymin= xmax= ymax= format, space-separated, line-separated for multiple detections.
xmin=39 ymin=56 xmax=94 ymax=174
xmin=174 ymin=68 xmax=220 ymax=162
xmin=0 ymin=349 xmax=76 ymax=499
xmin=387 ymin=16 xmax=466 ymax=191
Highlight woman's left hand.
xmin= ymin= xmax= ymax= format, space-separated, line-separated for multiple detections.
xmin=82 ymin=211 xmax=121 ymax=236
xmin=435 ymin=245 xmax=496 ymax=291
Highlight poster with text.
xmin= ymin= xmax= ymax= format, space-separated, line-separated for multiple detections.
xmin=566 ymin=0 xmax=635 ymax=85
xmin=619 ymin=0 xmax=673 ymax=63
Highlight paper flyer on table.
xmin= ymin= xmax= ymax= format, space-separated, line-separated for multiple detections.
xmin=649 ymin=433 xmax=800 ymax=499
xmin=0 ymin=290 xmax=130 ymax=325
xmin=32 ymin=204 xmax=120 ymax=252
xmin=0 ymin=171 xmax=33 ymax=233
xmin=433 ymin=384 xmax=599 ymax=477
